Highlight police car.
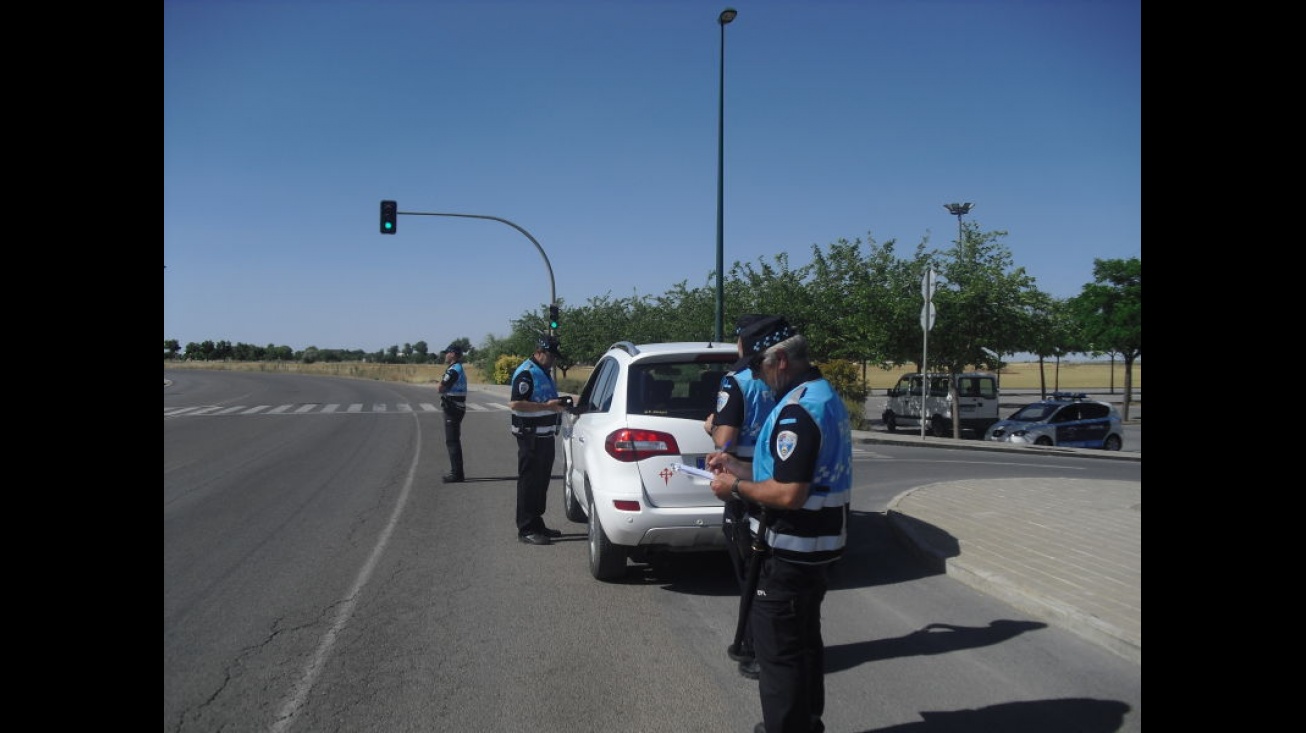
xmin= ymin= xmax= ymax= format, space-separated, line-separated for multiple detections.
xmin=983 ymin=393 xmax=1124 ymax=450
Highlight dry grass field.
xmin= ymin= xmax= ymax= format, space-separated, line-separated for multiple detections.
xmin=166 ymin=359 xmax=1140 ymax=393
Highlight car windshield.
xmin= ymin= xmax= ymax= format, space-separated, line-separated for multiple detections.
xmin=1007 ymin=403 xmax=1059 ymax=422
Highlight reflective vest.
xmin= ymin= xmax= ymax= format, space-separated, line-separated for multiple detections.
xmin=443 ymin=362 xmax=467 ymax=397
xmin=751 ymin=377 xmax=852 ymax=564
xmin=724 ymin=369 xmax=776 ymax=459
xmin=510 ymin=358 xmax=559 ymax=435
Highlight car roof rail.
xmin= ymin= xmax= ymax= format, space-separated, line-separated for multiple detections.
xmin=610 ymin=341 xmax=639 ymax=356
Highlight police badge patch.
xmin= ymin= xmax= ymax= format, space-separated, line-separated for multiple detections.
xmin=715 ymin=392 xmax=728 ymax=413
xmin=517 ymin=382 xmax=529 ymax=395
xmin=776 ymin=430 xmax=798 ymax=461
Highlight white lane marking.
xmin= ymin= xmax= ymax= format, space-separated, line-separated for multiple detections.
xmin=270 ymin=413 xmax=423 ymax=733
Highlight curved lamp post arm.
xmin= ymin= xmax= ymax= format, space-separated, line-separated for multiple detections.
xmin=402 ymin=210 xmax=557 ymax=313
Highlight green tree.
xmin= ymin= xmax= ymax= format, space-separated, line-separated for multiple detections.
xmin=412 ymin=341 xmax=430 ymax=363
xmin=1069 ymin=257 xmax=1141 ymax=420
xmin=921 ymin=221 xmax=1040 ymax=437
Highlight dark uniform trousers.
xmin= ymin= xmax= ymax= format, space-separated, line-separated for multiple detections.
xmin=442 ymin=398 xmax=466 ymax=478
xmin=515 ymin=431 xmax=554 ymax=535
xmin=753 ymin=555 xmax=829 ymax=733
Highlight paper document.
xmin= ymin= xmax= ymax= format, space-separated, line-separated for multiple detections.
xmin=671 ymin=463 xmax=715 ymax=480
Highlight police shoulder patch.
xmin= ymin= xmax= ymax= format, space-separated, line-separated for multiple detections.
xmin=776 ymin=430 xmax=798 ymax=461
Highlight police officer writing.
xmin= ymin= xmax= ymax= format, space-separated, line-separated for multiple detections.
xmin=508 ymin=334 xmax=570 ymax=546
xmin=438 ymin=343 xmax=468 ymax=483
xmin=706 ymin=316 xmax=852 ymax=733
xmin=704 ymin=313 xmax=777 ymax=681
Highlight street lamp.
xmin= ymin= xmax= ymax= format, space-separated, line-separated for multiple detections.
xmin=939 ymin=202 xmax=974 ymax=439
xmin=714 ymin=7 xmax=737 ymax=342
xmin=943 ymin=202 xmax=974 ymax=248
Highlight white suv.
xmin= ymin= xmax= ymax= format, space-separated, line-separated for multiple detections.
xmin=561 ymin=341 xmax=738 ymax=581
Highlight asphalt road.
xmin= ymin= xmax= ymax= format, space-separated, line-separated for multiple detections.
xmin=165 ymin=370 xmax=1140 ymax=733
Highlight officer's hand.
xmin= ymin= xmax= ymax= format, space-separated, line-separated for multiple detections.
xmin=706 ymin=451 xmax=740 ymax=478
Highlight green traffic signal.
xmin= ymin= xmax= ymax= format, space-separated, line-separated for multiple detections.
xmin=380 ymin=200 xmax=397 ymax=234
xmin=549 ymin=304 xmax=559 ymax=330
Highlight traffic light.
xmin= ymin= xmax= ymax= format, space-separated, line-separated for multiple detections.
xmin=548 ymin=304 xmax=560 ymax=330
xmin=380 ymin=200 xmax=397 ymax=234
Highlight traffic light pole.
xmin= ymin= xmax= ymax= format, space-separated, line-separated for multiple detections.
xmin=390 ymin=208 xmax=558 ymax=335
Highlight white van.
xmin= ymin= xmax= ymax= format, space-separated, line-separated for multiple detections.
xmin=882 ymin=372 xmax=1000 ymax=438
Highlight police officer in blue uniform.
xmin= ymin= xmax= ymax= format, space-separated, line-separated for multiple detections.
xmin=438 ymin=344 xmax=468 ymax=483
xmin=508 ymin=334 xmax=569 ymax=545
xmin=704 ymin=314 xmax=777 ymax=680
xmin=707 ymin=316 xmax=852 ymax=733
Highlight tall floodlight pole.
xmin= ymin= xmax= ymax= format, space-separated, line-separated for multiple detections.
xmin=941 ymin=203 xmax=973 ymax=439
xmin=714 ymin=8 xmax=737 ymax=342
xmin=944 ymin=202 xmax=974 ymax=247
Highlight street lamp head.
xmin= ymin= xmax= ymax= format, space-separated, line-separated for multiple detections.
xmin=944 ymin=202 xmax=974 ymax=216
xmin=719 ymin=8 xmax=737 ymax=25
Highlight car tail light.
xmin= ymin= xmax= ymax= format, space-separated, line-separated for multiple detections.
xmin=604 ymin=428 xmax=681 ymax=462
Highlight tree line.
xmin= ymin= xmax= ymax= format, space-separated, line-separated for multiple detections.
xmin=165 ymin=225 xmax=1141 ymax=419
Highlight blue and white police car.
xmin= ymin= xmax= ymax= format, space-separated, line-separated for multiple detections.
xmin=983 ymin=393 xmax=1124 ymax=450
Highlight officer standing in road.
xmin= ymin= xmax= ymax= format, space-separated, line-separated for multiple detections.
xmin=707 ymin=316 xmax=852 ymax=733
xmin=508 ymin=334 xmax=569 ymax=546
xmin=438 ymin=344 xmax=468 ymax=483
xmin=704 ymin=314 xmax=776 ymax=680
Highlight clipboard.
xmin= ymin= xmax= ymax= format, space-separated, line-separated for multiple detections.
xmin=671 ymin=463 xmax=715 ymax=480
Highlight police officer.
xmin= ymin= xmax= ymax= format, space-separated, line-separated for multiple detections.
xmin=707 ymin=316 xmax=852 ymax=733
xmin=508 ymin=334 xmax=568 ymax=546
xmin=438 ymin=344 xmax=468 ymax=483
xmin=704 ymin=314 xmax=777 ymax=680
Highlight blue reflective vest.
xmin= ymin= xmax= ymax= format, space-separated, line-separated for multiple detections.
xmin=720 ymin=369 xmax=776 ymax=459
xmin=751 ymin=377 xmax=852 ymax=564
xmin=510 ymin=358 xmax=559 ymax=435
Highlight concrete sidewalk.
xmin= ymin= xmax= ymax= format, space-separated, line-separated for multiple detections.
xmin=858 ymin=429 xmax=1141 ymax=664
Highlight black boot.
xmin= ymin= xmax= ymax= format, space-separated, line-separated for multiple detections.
xmin=442 ymin=472 xmax=464 ymax=483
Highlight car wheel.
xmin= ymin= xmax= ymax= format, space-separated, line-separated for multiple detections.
xmin=883 ymin=411 xmax=897 ymax=432
xmin=588 ymin=495 xmax=628 ymax=581
xmin=558 ymin=475 xmax=585 ymax=520
xmin=1034 ymin=436 xmax=1053 ymax=446
xmin=558 ymin=449 xmax=585 ymax=522
xmin=930 ymin=415 xmax=949 ymax=438
xmin=1103 ymin=434 xmax=1122 ymax=451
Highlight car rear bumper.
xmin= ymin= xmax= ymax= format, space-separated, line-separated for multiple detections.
xmin=596 ymin=504 xmax=727 ymax=549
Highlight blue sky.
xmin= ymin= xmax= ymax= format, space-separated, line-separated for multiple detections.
xmin=164 ymin=0 xmax=1140 ymax=354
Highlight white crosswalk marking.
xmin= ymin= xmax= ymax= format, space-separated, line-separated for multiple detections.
xmin=166 ymin=400 xmax=517 ymax=417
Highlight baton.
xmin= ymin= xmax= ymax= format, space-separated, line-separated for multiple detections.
xmin=731 ymin=509 xmax=770 ymax=654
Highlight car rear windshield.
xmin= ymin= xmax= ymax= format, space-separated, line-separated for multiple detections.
xmin=627 ymin=361 xmax=729 ymax=419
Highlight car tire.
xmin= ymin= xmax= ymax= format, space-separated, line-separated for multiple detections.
xmin=558 ymin=452 xmax=585 ymax=520
xmin=930 ymin=415 xmax=949 ymax=438
xmin=563 ymin=465 xmax=587 ymax=523
xmin=1034 ymin=436 xmax=1054 ymax=446
xmin=588 ymin=495 xmax=628 ymax=581
xmin=1103 ymin=434 xmax=1122 ymax=451
xmin=883 ymin=411 xmax=897 ymax=432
